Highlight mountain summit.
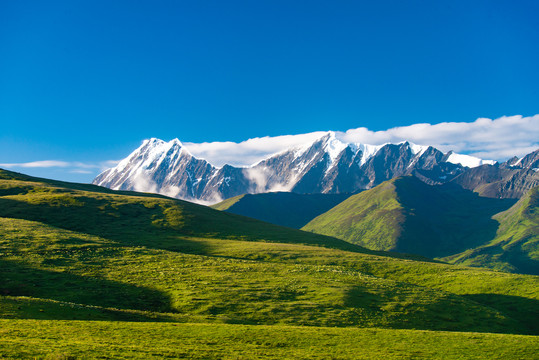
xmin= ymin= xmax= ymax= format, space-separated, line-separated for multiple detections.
xmin=93 ymin=133 xmax=494 ymax=203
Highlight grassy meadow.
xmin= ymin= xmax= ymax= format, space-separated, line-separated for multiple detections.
xmin=1 ymin=169 xmax=538 ymax=358
xmin=1 ymin=320 xmax=539 ymax=359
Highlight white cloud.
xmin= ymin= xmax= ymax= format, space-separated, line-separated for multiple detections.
xmin=182 ymin=114 xmax=539 ymax=166
xmin=69 ymin=169 xmax=94 ymax=174
xmin=3 ymin=115 xmax=538 ymax=178
xmin=98 ymin=160 xmax=121 ymax=171
xmin=0 ymin=160 xmax=71 ymax=168
xmin=340 ymin=114 xmax=539 ymax=160
xmin=129 ymin=170 xmax=158 ymax=194
xmin=184 ymin=132 xmax=327 ymax=167
xmin=0 ymin=159 xmax=122 ymax=179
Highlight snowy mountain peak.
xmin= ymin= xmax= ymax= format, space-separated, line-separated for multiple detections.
xmin=94 ymin=135 xmax=500 ymax=204
xmin=321 ymin=133 xmax=347 ymax=162
xmin=406 ymin=142 xmax=429 ymax=156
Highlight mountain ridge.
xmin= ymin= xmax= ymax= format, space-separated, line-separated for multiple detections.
xmin=451 ymin=149 xmax=539 ymax=199
xmin=302 ymin=176 xmax=539 ymax=274
xmin=2 ymin=167 xmax=539 ymax=336
xmin=212 ymin=191 xmax=352 ymax=229
xmin=94 ymin=133 xmax=496 ymax=204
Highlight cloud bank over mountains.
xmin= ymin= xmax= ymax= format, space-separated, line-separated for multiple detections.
xmin=185 ymin=115 xmax=539 ymax=167
xmin=1 ymin=115 xmax=538 ymax=175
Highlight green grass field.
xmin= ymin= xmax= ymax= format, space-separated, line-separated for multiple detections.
xmin=1 ymin=169 xmax=538 ymax=358
xmin=442 ymin=185 xmax=539 ymax=274
xmin=0 ymin=320 xmax=539 ymax=360
xmin=1 ymin=320 xmax=538 ymax=359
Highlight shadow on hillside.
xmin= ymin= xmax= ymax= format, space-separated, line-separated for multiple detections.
xmin=343 ymin=285 xmax=536 ymax=335
xmin=394 ymin=178 xmax=518 ymax=258
xmin=463 ymin=293 xmax=539 ymax=335
xmin=222 ymin=192 xmax=352 ymax=229
xmin=0 ymin=195 xmax=375 ymax=257
xmin=0 ymin=196 xmax=212 ymax=255
xmin=0 ymin=258 xmax=173 ymax=317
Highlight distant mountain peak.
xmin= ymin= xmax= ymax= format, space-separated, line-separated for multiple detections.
xmin=93 ymin=136 xmax=507 ymax=204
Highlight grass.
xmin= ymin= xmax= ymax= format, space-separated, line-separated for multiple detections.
xmin=1 ymin=320 xmax=538 ymax=359
xmin=1 ymin=168 xmax=538 ymax=357
xmin=442 ymin=185 xmax=539 ymax=274
xmin=302 ymin=176 xmax=538 ymax=274
xmin=302 ymin=179 xmax=404 ymax=250
xmin=5 ymin=216 xmax=529 ymax=331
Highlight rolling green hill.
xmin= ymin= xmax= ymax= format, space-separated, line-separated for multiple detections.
xmin=302 ymin=179 xmax=405 ymax=251
xmin=212 ymin=191 xmax=351 ymax=228
xmin=442 ymin=186 xmax=539 ymax=274
xmin=1 ymin=168 xmax=538 ymax=357
xmin=302 ymin=176 xmax=538 ymax=273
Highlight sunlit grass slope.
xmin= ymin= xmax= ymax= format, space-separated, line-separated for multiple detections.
xmin=1 ymin=320 xmax=538 ymax=360
xmin=302 ymin=176 xmax=535 ymax=273
xmin=443 ymin=186 xmax=539 ymax=274
xmin=212 ymin=191 xmax=351 ymax=228
xmin=302 ymin=179 xmax=404 ymax=250
xmin=1 ymin=168 xmax=538 ymax=337
xmin=0 ymin=169 xmax=361 ymax=252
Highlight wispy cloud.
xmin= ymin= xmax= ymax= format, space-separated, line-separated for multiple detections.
xmin=69 ymin=169 xmax=94 ymax=174
xmin=184 ymin=114 xmax=539 ymax=166
xmin=0 ymin=160 xmax=71 ymax=168
xmin=0 ymin=160 xmax=121 ymax=177
xmin=184 ymin=132 xmax=327 ymax=167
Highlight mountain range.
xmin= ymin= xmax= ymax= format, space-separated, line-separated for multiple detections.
xmin=302 ymin=176 xmax=539 ymax=275
xmin=1 ymin=168 xmax=538 ymax=335
xmin=1 ymin=164 xmax=538 ymax=357
xmin=93 ymin=132 xmax=498 ymax=204
xmin=91 ymin=133 xmax=539 ymax=274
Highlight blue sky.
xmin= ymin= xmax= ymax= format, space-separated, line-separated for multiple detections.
xmin=1 ymin=1 xmax=538 ymax=182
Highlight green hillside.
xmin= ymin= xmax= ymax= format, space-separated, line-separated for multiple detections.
xmin=302 ymin=179 xmax=404 ymax=250
xmin=1 ymin=168 xmax=539 ymax=357
xmin=212 ymin=191 xmax=351 ymax=228
xmin=302 ymin=176 xmax=535 ymax=272
xmin=442 ymin=186 xmax=539 ymax=274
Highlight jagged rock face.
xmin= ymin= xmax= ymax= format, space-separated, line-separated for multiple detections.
xmin=93 ymin=133 xmax=498 ymax=204
xmin=201 ymin=165 xmax=253 ymax=202
xmin=93 ymin=138 xmax=218 ymax=201
xmin=316 ymin=146 xmax=367 ymax=194
xmin=451 ymin=150 xmax=539 ymax=199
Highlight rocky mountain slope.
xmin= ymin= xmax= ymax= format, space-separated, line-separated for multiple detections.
xmin=451 ymin=149 xmax=539 ymax=199
xmin=94 ymin=133 xmax=493 ymax=204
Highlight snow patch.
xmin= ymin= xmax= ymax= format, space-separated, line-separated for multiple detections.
xmin=408 ymin=142 xmax=429 ymax=156
xmin=354 ymin=143 xmax=386 ymax=166
xmin=323 ymin=132 xmax=348 ymax=163
xmin=446 ymin=153 xmax=496 ymax=168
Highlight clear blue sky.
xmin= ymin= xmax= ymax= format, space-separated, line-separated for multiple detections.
xmin=1 ymin=0 xmax=538 ymax=182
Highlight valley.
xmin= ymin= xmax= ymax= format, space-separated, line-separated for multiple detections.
xmin=1 ymin=168 xmax=538 ymax=358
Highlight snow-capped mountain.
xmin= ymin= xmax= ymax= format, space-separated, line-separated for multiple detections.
xmin=93 ymin=132 xmax=495 ymax=204
xmin=452 ymin=148 xmax=539 ymax=199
